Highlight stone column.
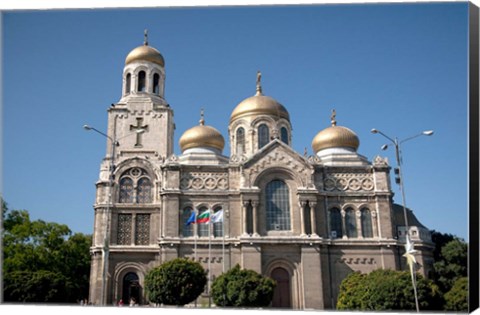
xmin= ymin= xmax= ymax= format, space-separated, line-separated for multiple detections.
xmin=131 ymin=213 xmax=137 ymax=245
xmin=372 ymin=210 xmax=379 ymax=238
xmin=310 ymin=201 xmax=317 ymax=236
xmin=252 ymin=201 xmax=259 ymax=236
xmin=356 ymin=210 xmax=362 ymax=239
xmin=340 ymin=209 xmax=347 ymax=239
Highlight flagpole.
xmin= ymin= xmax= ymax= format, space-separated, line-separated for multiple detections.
xmin=194 ymin=209 xmax=197 ymax=262
xmin=208 ymin=208 xmax=212 ymax=307
xmin=222 ymin=209 xmax=225 ymax=273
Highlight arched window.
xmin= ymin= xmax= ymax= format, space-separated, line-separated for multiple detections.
xmin=137 ymin=71 xmax=146 ymax=92
xmin=197 ymin=207 xmax=210 ymax=237
xmin=182 ymin=207 xmax=194 ymax=237
xmin=126 ymin=73 xmax=131 ymax=94
xmin=345 ymin=208 xmax=357 ymax=238
xmin=119 ymin=177 xmax=134 ymax=203
xmin=246 ymin=202 xmax=253 ymax=235
xmin=153 ymin=73 xmax=160 ymax=94
xmin=329 ymin=208 xmax=342 ymax=238
xmin=137 ymin=177 xmax=152 ymax=203
xmin=258 ymin=124 xmax=269 ymax=149
xmin=361 ymin=208 xmax=373 ymax=238
xmin=236 ymin=127 xmax=245 ymax=155
xmin=212 ymin=206 xmax=224 ymax=237
xmin=266 ymin=180 xmax=291 ymax=231
xmin=304 ymin=203 xmax=312 ymax=235
xmin=280 ymin=127 xmax=289 ymax=145
xmin=118 ymin=168 xmax=152 ymax=204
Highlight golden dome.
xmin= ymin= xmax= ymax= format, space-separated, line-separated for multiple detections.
xmin=311 ymin=110 xmax=360 ymax=152
xmin=179 ymin=112 xmax=225 ymax=152
xmin=230 ymin=71 xmax=290 ymax=122
xmin=125 ymin=44 xmax=165 ymax=67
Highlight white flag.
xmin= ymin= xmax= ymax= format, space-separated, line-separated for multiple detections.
xmin=211 ymin=209 xmax=224 ymax=223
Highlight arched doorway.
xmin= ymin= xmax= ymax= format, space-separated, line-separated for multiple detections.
xmin=271 ymin=267 xmax=291 ymax=308
xmin=122 ymin=272 xmax=141 ymax=305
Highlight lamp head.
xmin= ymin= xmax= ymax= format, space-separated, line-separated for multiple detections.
xmin=371 ymin=128 xmax=379 ymax=134
xmin=423 ymin=130 xmax=434 ymax=136
xmin=381 ymin=144 xmax=389 ymax=151
xmin=83 ymin=125 xmax=92 ymax=130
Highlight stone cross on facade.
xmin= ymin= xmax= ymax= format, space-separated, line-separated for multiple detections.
xmin=130 ymin=117 xmax=148 ymax=147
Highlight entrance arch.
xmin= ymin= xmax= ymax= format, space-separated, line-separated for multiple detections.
xmin=271 ymin=267 xmax=291 ymax=308
xmin=122 ymin=272 xmax=141 ymax=305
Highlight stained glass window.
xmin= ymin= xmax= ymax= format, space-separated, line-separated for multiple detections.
xmin=119 ymin=178 xmax=134 ymax=203
xmin=117 ymin=214 xmax=132 ymax=245
xmin=198 ymin=207 xmax=210 ymax=237
xmin=345 ymin=208 xmax=357 ymax=238
xmin=213 ymin=207 xmax=224 ymax=237
xmin=135 ymin=214 xmax=150 ymax=245
xmin=153 ymin=73 xmax=160 ymax=94
xmin=266 ymin=180 xmax=291 ymax=231
xmin=304 ymin=203 xmax=312 ymax=235
xmin=330 ymin=208 xmax=342 ymax=238
xmin=126 ymin=73 xmax=131 ymax=94
xmin=258 ymin=124 xmax=269 ymax=149
xmin=182 ymin=207 xmax=194 ymax=237
xmin=118 ymin=168 xmax=152 ymax=204
xmin=280 ymin=127 xmax=289 ymax=145
xmin=236 ymin=127 xmax=245 ymax=155
xmin=361 ymin=208 xmax=373 ymax=238
xmin=138 ymin=71 xmax=146 ymax=92
xmin=137 ymin=177 xmax=152 ymax=203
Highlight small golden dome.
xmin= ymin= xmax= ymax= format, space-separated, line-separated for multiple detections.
xmin=230 ymin=71 xmax=290 ymax=122
xmin=125 ymin=44 xmax=165 ymax=67
xmin=179 ymin=111 xmax=225 ymax=152
xmin=311 ymin=110 xmax=360 ymax=152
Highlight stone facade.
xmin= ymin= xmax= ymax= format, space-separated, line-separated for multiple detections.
xmin=88 ymin=39 xmax=434 ymax=309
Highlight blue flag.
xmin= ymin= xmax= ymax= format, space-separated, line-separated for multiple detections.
xmin=185 ymin=211 xmax=196 ymax=226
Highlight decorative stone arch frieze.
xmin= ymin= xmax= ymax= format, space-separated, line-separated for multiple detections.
xmin=253 ymin=166 xmax=303 ymax=189
xmin=114 ymin=157 xmax=158 ymax=181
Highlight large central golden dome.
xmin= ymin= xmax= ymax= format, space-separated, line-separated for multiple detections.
xmin=179 ymin=114 xmax=225 ymax=152
xmin=312 ymin=110 xmax=360 ymax=153
xmin=125 ymin=44 xmax=165 ymax=67
xmin=230 ymin=94 xmax=290 ymax=122
xmin=230 ymin=71 xmax=289 ymax=122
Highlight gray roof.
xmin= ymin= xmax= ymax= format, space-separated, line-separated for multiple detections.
xmin=391 ymin=203 xmax=427 ymax=229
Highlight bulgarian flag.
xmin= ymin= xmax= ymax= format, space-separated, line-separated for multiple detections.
xmin=196 ymin=211 xmax=210 ymax=224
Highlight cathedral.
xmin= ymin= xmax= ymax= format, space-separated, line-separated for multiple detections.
xmin=88 ymin=35 xmax=434 ymax=309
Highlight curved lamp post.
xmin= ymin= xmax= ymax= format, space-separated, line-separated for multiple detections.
xmin=84 ymin=124 xmax=145 ymax=305
xmin=371 ymin=128 xmax=433 ymax=312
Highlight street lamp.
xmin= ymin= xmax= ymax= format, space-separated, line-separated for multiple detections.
xmin=371 ymin=128 xmax=433 ymax=312
xmin=84 ymin=124 xmax=145 ymax=306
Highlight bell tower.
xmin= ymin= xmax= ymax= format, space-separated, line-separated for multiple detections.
xmin=106 ymin=30 xmax=174 ymax=161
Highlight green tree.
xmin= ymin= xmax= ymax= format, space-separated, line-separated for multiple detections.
xmin=144 ymin=258 xmax=207 ymax=306
xmin=336 ymin=269 xmax=442 ymax=311
xmin=432 ymin=237 xmax=468 ymax=293
xmin=2 ymin=205 xmax=91 ymax=303
xmin=211 ymin=264 xmax=276 ymax=307
xmin=444 ymin=277 xmax=468 ymax=312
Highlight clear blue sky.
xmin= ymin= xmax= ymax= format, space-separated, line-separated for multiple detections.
xmin=1 ymin=2 xmax=470 ymax=240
